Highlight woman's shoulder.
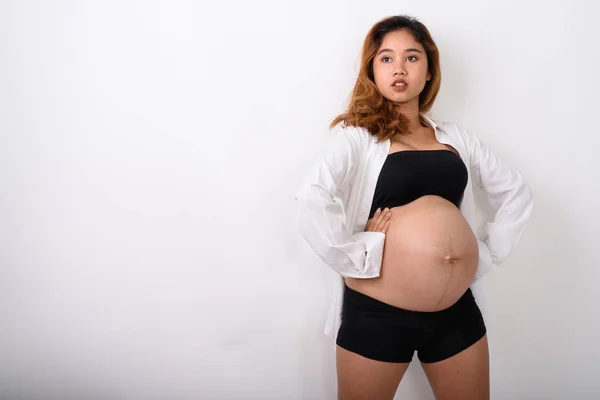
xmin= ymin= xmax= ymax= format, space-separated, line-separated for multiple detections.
xmin=430 ymin=117 xmax=479 ymax=145
xmin=331 ymin=121 xmax=370 ymax=135
xmin=329 ymin=122 xmax=374 ymax=147
xmin=430 ymin=118 xmax=467 ymax=136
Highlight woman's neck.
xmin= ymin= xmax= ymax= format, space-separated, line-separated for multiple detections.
xmin=394 ymin=103 xmax=424 ymax=133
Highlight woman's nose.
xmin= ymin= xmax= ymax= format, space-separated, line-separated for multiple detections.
xmin=393 ymin=62 xmax=407 ymax=76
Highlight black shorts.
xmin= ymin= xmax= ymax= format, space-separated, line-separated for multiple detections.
xmin=336 ymin=284 xmax=487 ymax=364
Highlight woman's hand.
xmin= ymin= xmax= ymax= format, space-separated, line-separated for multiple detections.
xmin=365 ymin=207 xmax=391 ymax=234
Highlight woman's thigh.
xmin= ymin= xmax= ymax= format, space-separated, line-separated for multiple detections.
xmin=420 ymin=334 xmax=489 ymax=400
xmin=418 ymin=291 xmax=490 ymax=400
xmin=336 ymin=345 xmax=411 ymax=400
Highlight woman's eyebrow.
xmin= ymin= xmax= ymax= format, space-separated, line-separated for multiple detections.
xmin=376 ymin=48 xmax=423 ymax=56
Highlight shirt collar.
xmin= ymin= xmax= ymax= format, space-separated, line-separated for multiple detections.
xmin=419 ymin=112 xmax=442 ymax=133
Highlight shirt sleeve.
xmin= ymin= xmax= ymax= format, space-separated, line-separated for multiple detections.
xmin=465 ymin=127 xmax=534 ymax=283
xmin=294 ymin=126 xmax=385 ymax=279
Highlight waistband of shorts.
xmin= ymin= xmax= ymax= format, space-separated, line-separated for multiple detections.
xmin=342 ymin=283 xmax=474 ymax=323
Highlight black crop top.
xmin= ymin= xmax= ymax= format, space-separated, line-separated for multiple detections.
xmin=368 ymin=149 xmax=468 ymax=219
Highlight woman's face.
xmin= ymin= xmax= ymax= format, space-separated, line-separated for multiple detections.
xmin=372 ymin=29 xmax=431 ymax=105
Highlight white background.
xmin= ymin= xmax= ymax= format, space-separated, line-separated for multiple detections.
xmin=1 ymin=0 xmax=598 ymax=399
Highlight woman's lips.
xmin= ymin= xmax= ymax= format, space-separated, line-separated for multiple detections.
xmin=391 ymin=83 xmax=408 ymax=92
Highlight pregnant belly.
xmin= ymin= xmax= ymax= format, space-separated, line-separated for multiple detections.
xmin=345 ymin=195 xmax=479 ymax=311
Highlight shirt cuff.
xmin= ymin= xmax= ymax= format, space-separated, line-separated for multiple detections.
xmin=473 ymin=239 xmax=494 ymax=284
xmin=350 ymin=231 xmax=386 ymax=278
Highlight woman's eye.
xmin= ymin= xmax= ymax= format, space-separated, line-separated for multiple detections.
xmin=407 ymin=55 xmax=418 ymax=62
xmin=382 ymin=56 xmax=391 ymax=63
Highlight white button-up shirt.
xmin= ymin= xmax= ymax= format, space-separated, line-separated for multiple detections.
xmin=295 ymin=113 xmax=534 ymax=339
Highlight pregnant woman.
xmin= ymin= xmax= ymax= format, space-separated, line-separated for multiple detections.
xmin=295 ymin=15 xmax=534 ymax=400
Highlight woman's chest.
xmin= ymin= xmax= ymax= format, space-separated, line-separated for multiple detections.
xmin=347 ymin=134 xmax=471 ymax=231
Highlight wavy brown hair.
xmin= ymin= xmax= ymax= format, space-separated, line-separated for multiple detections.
xmin=329 ymin=15 xmax=441 ymax=143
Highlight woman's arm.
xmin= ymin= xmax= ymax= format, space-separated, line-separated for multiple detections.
xmin=465 ymin=127 xmax=534 ymax=283
xmin=294 ymin=126 xmax=385 ymax=278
